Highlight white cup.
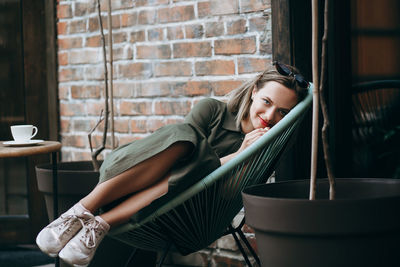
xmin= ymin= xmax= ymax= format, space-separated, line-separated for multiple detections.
xmin=11 ymin=125 xmax=38 ymax=142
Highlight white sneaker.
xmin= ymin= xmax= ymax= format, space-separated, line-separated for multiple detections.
xmin=36 ymin=203 xmax=93 ymax=257
xmin=59 ymin=215 xmax=110 ymax=267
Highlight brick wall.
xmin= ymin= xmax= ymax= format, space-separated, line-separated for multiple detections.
xmin=57 ymin=0 xmax=271 ymax=265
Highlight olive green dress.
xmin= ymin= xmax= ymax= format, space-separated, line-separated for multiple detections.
xmin=98 ymin=98 xmax=245 ymax=196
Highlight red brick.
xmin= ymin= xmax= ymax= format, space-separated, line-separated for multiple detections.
xmin=60 ymin=118 xmax=70 ymax=132
xmin=198 ymin=1 xmax=211 ymax=18
xmin=74 ymin=2 xmax=95 ymax=17
xmin=154 ymin=61 xmax=192 ymax=77
xmin=120 ymin=101 xmax=152 ymax=116
xmin=57 ymin=4 xmax=72 ymax=19
xmin=85 ymin=66 xmax=105 ymax=81
xmin=146 ymin=119 xmax=166 ymax=132
xmin=106 ymin=1 xmax=135 ymax=11
xmin=154 ymin=101 xmax=191 ymax=115
xmin=167 ymin=26 xmax=184 ymax=40
xmin=138 ymin=10 xmax=156 ymax=25
xmin=59 ymin=68 xmax=84 ymax=82
xmin=195 ymin=60 xmax=235 ymax=76
xmin=121 ymin=13 xmax=138 ymax=27
xmin=249 ymin=16 xmax=268 ymax=32
xmin=130 ymin=119 xmax=147 ymax=133
xmin=58 ymin=85 xmax=69 ymax=100
xmin=240 ymin=0 xmax=270 ymax=13
xmin=60 ymin=102 xmax=86 ymax=116
xmin=113 ymin=32 xmax=127 ymax=43
xmin=58 ymin=37 xmax=83 ymax=49
xmin=89 ymin=17 xmax=101 ymax=32
xmin=90 ymin=134 xmax=115 ymax=150
xmin=173 ymin=81 xmax=211 ymax=96
xmin=86 ymin=35 xmax=102 ymax=47
xmin=130 ymin=30 xmax=146 ymax=43
xmin=86 ymin=102 xmax=106 ymax=116
xmin=69 ymin=19 xmax=86 ymax=34
xmin=71 ymin=85 xmax=101 ymax=99
xmin=185 ymin=24 xmax=204 ymax=39
xmin=118 ymin=62 xmax=152 ymax=79
xmin=113 ymin=83 xmax=135 ymax=98
xmin=215 ymin=37 xmax=256 ymax=55
xmin=113 ymin=46 xmax=133 ymax=61
xmin=210 ymin=0 xmax=238 ymax=15
xmin=211 ymin=80 xmax=245 ymax=96
xmin=238 ymin=57 xmax=271 ymax=73
xmin=58 ymin=52 xmax=68 ymax=66
xmin=110 ymin=14 xmax=121 ymax=28
xmin=69 ymin=50 xmax=100 ymax=64
xmin=62 ymin=135 xmax=87 ymax=148
xmin=136 ymin=45 xmax=171 ymax=59
xmin=134 ymin=82 xmax=171 ymax=97
xmin=205 ymin=22 xmax=225 ymax=37
xmin=165 ymin=118 xmax=184 ymax=125
xmin=90 ymin=14 xmax=120 ymax=30
xmin=57 ymin=21 xmax=68 ymax=35
xmin=114 ymin=119 xmax=129 ymax=133
xmin=173 ymin=42 xmax=211 ymax=58
xmin=72 ymin=119 xmax=94 ymax=132
xmin=118 ymin=136 xmax=142 ymax=146
xmin=157 ymin=5 xmax=195 ymax=23
xmin=227 ymin=19 xmax=247 ymax=35
xmin=136 ymin=0 xmax=169 ymax=6
xmin=148 ymin=28 xmax=164 ymax=41
xmin=260 ymin=33 xmax=272 ymax=54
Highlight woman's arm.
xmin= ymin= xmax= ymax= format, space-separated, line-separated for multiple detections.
xmin=220 ymin=127 xmax=270 ymax=165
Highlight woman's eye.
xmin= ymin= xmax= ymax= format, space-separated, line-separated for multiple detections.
xmin=264 ymin=99 xmax=270 ymax=105
xmin=279 ymin=110 xmax=289 ymax=117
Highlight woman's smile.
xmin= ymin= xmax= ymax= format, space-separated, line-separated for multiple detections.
xmin=258 ymin=115 xmax=271 ymax=128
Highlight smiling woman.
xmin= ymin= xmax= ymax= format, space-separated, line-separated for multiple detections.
xmin=36 ymin=62 xmax=309 ymax=267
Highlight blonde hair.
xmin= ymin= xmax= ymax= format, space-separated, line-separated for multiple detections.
xmin=227 ymin=65 xmax=308 ymax=129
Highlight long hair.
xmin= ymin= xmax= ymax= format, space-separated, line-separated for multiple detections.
xmin=227 ymin=65 xmax=308 ymax=129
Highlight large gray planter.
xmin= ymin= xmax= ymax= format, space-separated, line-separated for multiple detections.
xmin=242 ymin=178 xmax=400 ymax=267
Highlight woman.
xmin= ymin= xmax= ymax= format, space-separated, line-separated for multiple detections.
xmin=36 ymin=62 xmax=308 ymax=267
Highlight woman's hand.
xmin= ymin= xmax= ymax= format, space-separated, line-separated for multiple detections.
xmin=220 ymin=127 xmax=270 ymax=165
xmin=237 ymin=127 xmax=270 ymax=154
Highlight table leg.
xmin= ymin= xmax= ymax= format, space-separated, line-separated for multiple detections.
xmin=51 ymin=152 xmax=60 ymax=267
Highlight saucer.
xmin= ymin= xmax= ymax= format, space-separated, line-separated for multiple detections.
xmin=3 ymin=139 xmax=44 ymax=147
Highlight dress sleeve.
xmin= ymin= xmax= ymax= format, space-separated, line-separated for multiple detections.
xmin=184 ymin=98 xmax=217 ymax=135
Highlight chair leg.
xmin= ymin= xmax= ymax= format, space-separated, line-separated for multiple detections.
xmin=156 ymin=243 xmax=171 ymax=267
xmin=236 ymin=227 xmax=261 ymax=266
xmin=230 ymin=228 xmax=253 ymax=267
xmin=123 ymin=248 xmax=138 ymax=267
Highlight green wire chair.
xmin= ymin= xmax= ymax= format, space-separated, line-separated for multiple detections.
xmin=108 ymin=85 xmax=313 ymax=266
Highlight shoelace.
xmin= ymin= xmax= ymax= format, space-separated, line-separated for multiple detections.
xmin=80 ymin=214 xmax=104 ymax=249
xmin=52 ymin=213 xmax=85 ymax=234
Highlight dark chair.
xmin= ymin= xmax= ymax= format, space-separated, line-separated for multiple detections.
xmin=351 ymin=80 xmax=400 ymax=178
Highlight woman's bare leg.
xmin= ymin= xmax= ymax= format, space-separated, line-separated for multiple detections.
xmin=100 ymin=173 xmax=170 ymax=226
xmin=80 ymin=141 xmax=192 ymax=216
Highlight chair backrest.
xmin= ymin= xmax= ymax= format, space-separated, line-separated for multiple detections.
xmin=351 ymin=80 xmax=400 ymax=178
xmin=352 ymin=80 xmax=400 ymax=143
xmin=109 ymin=85 xmax=314 ymax=254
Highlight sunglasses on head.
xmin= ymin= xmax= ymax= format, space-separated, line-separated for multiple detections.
xmin=273 ymin=61 xmax=309 ymax=88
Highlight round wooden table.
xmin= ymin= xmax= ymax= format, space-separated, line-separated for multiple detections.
xmin=0 ymin=141 xmax=62 ymax=267
xmin=0 ymin=141 xmax=61 ymax=158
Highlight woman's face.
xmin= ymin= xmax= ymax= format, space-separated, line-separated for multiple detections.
xmin=241 ymin=81 xmax=298 ymax=133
